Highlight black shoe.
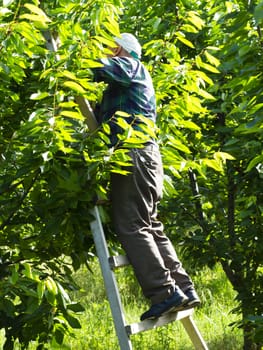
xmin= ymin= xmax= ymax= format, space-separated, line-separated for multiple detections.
xmin=140 ymin=287 xmax=189 ymax=321
xmin=184 ymin=288 xmax=201 ymax=308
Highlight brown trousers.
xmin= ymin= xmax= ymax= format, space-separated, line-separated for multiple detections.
xmin=111 ymin=144 xmax=193 ymax=304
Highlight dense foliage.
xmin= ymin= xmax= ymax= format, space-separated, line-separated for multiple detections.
xmin=0 ymin=0 xmax=262 ymax=349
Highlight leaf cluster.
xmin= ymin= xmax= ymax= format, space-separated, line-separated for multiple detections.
xmin=1 ymin=0 xmax=263 ymax=347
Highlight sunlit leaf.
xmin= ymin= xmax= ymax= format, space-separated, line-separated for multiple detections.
xmin=30 ymin=91 xmax=49 ymax=100
xmin=94 ymin=35 xmax=116 ymax=47
xmin=187 ymin=11 xmax=205 ymax=30
xmin=199 ymin=61 xmax=220 ymax=73
xmin=202 ymin=158 xmax=223 ymax=172
xmin=214 ymin=152 xmax=235 ymax=163
xmin=63 ymin=81 xmax=86 ymax=94
xmin=60 ymin=110 xmax=84 ymax=121
xmin=3 ymin=0 xmax=15 ymax=6
xmin=176 ymin=32 xmax=195 ymax=48
xmin=45 ymin=277 xmax=58 ymax=295
xmin=204 ymin=50 xmax=220 ymax=67
xmin=24 ymin=3 xmax=51 ymax=21
xmin=103 ymin=19 xmax=120 ymax=36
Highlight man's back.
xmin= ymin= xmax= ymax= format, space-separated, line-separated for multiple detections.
xmin=93 ymin=57 xmax=156 ymax=125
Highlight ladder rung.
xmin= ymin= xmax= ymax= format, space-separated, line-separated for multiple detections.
xmin=109 ymin=255 xmax=130 ymax=269
xmin=126 ymin=308 xmax=194 ymax=336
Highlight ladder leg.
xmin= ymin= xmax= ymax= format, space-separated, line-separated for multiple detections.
xmin=180 ymin=316 xmax=209 ymax=350
xmin=90 ymin=206 xmax=132 ymax=350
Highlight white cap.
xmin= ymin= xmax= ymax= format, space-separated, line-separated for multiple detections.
xmin=114 ymin=33 xmax=142 ymax=59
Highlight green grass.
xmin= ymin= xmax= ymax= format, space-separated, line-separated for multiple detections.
xmin=56 ymin=261 xmax=242 ymax=349
xmin=0 ymin=262 xmax=243 ymax=349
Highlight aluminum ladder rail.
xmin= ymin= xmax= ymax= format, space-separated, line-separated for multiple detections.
xmin=90 ymin=206 xmax=209 ymax=350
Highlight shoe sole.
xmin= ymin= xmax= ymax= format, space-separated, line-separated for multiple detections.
xmin=162 ymin=298 xmax=189 ymax=315
xmin=182 ymin=300 xmax=201 ymax=310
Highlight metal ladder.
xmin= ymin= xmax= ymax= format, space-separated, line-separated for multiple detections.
xmin=90 ymin=206 xmax=209 ymax=350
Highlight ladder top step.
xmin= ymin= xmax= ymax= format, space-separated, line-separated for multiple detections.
xmin=109 ymin=255 xmax=130 ymax=269
xmin=126 ymin=308 xmax=194 ymax=336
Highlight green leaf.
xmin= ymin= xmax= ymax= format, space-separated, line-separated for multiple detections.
xmin=67 ymin=302 xmax=85 ymax=312
xmin=30 ymin=92 xmax=49 ymax=100
xmin=60 ymin=110 xmax=84 ymax=121
xmin=45 ymin=290 xmax=56 ymax=305
xmin=186 ymin=95 xmax=206 ymax=113
xmin=9 ymin=267 xmax=19 ymax=284
xmin=204 ymin=50 xmax=220 ymax=67
xmin=199 ymin=61 xmax=220 ymax=74
xmin=22 ymin=262 xmax=33 ymax=279
xmin=197 ymin=88 xmax=216 ymax=100
xmin=45 ymin=277 xmax=58 ymax=295
xmin=176 ymin=32 xmax=195 ymax=48
xmin=102 ymin=122 xmax=111 ymax=134
xmin=110 ymin=168 xmax=130 ymax=175
xmin=15 ymin=21 xmax=43 ymax=44
xmin=238 ymin=45 xmax=251 ymax=57
xmin=65 ymin=313 xmax=81 ymax=329
xmin=235 ymin=121 xmax=263 ymax=135
xmin=163 ymin=174 xmax=177 ymax=196
xmin=3 ymin=0 xmax=15 ymax=6
xmin=54 ymin=328 xmax=64 ymax=345
xmin=37 ymin=281 xmax=45 ymax=299
xmin=81 ymin=59 xmax=103 ymax=68
xmin=187 ymin=11 xmax=205 ymax=30
xmin=153 ymin=17 xmax=162 ymax=31
xmin=245 ymin=155 xmax=263 ymax=172
xmin=181 ymin=24 xmax=198 ymax=33
xmin=103 ymin=19 xmax=120 ymax=36
xmin=202 ymin=158 xmax=223 ymax=172
xmin=94 ymin=35 xmax=116 ymax=47
xmin=60 ymin=70 xmax=78 ymax=81
xmin=195 ymin=55 xmax=202 ymax=69
xmin=115 ymin=111 xmax=131 ymax=117
xmin=19 ymin=285 xmax=38 ymax=298
xmin=167 ymin=138 xmax=192 ymax=154
xmin=24 ymin=3 xmax=51 ymax=22
xmin=214 ymin=152 xmax=235 ymax=163
xmin=57 ymin=282 xmax=71 ymax=304
xmin=249 ymin=103 xmax=263 ymax=114
xmin=59 ymin=101 xmax=77 ymax=108
xmin=63 ymin=81 xmax=86 ymax=94
xmin=179 ymin=119 xmax=200 ymax=131
xmin=19 ymin=14 xmax=49 ymax=28
xmin=115 ymin=116 xmax=130 ymax=130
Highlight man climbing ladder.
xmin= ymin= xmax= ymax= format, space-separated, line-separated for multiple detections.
xmin=91 ymin=33 xmax=201 ymax=321
xmin=45 ymin=29 xmax=208 ymax=349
